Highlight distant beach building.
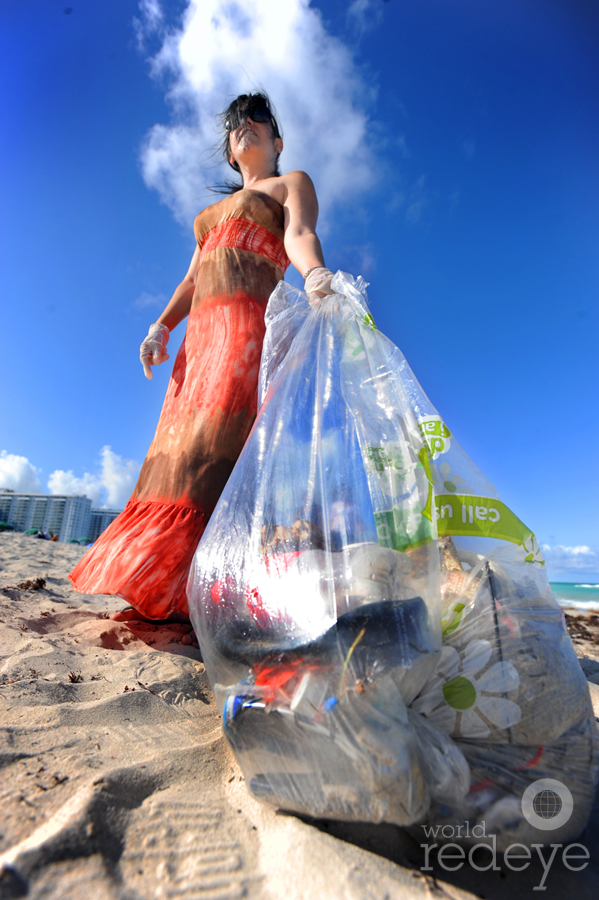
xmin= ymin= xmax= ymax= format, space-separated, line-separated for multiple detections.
xmin=0 ymin=491 xmax=121 ymax=543
xmin=88 ymin=508 xmax=121 ymax=542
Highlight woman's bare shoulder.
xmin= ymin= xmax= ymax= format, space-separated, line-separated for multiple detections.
xmin=280 ymin=170 xmax=316 ymax=192
xmin=248 ymin=172 xmax=316 ymax=207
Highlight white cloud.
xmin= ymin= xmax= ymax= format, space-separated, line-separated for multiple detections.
xmin=348 ymin=0 xmax=384 ymax=34
xmin=131 ymin=291 xmax=167 ymax=312
xmin=138 ymin=0 xmax=378 ymax=226
xmin=133 ymin=0 xmax=164 ymax=49
xmin=541 ymin=543 xmax=599 ymax=573
xmin=98 ymin=446 xmax=140 ymax=508
xmin=48 ymin=469 xmax=104 ymax=506
xmin=48 ymin=447 xmax=140 ymax=509
xmin=332 ymin=242 xmax=377 ymax=276
xmin=0 ymin=451 xmax=42 ymax=493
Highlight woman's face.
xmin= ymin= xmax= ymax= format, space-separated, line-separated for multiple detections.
xmin=229 ymin=115 xmax=282 ymax=169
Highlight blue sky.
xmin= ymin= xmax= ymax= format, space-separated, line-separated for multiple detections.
xmin=1 ymin=0 xmax=598 ymax=581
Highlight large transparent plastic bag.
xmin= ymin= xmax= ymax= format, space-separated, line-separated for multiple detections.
xmin=188 ymin=272 xmax=598 ymax=845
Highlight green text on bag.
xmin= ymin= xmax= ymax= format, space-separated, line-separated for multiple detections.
xmin=434 ymin=494 xmax=532 ymax=546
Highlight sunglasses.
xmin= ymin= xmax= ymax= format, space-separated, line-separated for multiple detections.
xmin=225 ymin=101 xmax=278 ymax=136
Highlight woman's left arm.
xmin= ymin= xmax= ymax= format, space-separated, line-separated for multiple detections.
xmin=282 ymin=170 xmax=326 ymax=277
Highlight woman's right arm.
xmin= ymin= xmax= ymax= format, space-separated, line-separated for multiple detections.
xmin=155 ymin=243 xmax=201 ymax=331
xmin=139 ymin=244 xmax=200 ymax=379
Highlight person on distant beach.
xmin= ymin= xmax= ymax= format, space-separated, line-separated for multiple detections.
xmin=69 ymin=92 xmax=335 ymax=640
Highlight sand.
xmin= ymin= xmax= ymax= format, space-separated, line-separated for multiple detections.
xmin=0 ymin=530 xmax=598 ymax=900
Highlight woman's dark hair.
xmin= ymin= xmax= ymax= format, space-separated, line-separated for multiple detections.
xmin=210 ymin=91 xmax=282 ymax=194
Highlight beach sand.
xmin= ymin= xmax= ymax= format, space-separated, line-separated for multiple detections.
xmin=1 ymin=531 xmax=598 ymax=899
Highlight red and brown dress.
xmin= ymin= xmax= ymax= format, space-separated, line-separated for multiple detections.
xmin=70 ymin=189 xmax=290 ymax=618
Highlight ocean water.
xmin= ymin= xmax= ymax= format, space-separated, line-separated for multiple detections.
xmin=550 ymin=582 xmax=599 ymax=613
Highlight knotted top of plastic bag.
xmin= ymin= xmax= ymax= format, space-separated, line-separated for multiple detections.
xmin=259 ymin=271 xmax=371 ymax=407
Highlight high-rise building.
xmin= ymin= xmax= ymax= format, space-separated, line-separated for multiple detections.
xmin=88 ymin=508 xmax=121 ymax=542
xmin=0 ymin=492 xmax=121 ymax=543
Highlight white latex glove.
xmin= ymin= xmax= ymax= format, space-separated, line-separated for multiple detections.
xmin=140 ymin=323 xmax=170 ymax=380
xmin=304 ymin=268 xmax=335 ymax=306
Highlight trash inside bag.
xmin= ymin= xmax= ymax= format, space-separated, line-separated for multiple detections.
xmin=188 ymin=272 xmax=598 ymax=846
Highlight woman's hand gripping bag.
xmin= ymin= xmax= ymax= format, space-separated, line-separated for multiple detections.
xmin=187 ymin=272 xmax=459 ymax=827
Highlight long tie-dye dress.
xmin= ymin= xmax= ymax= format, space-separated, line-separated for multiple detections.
xmin=69 ymin=189 xmax=290 ymax=618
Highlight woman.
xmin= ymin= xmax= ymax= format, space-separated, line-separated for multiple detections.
xmin=69 ymin=92 xmax=335 ymax=627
